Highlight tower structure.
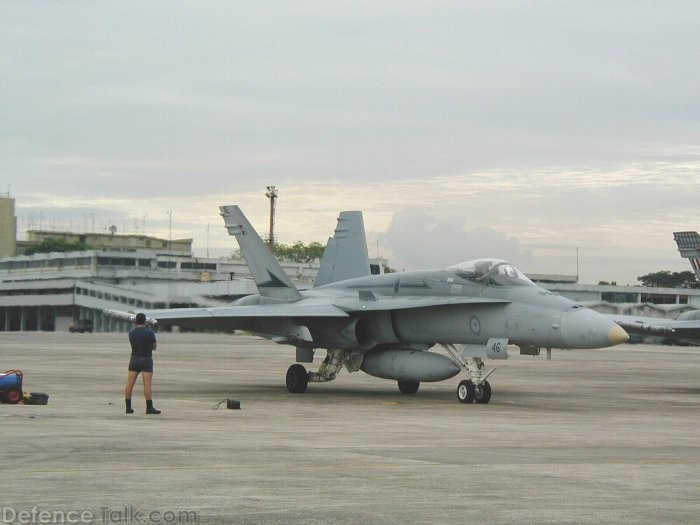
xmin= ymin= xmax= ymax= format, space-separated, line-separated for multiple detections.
xmin=673 ymin=231 xmax=700 ymax=282
xmin=265 ymin=186 xmax=278 ymax=247
xmin=0 ymin=195 xmax=17 ymax=257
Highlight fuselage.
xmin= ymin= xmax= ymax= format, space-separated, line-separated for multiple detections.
xmin=239 ymin=258 xmax=628 ymax=352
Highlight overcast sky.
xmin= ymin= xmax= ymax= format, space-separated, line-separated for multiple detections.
xmin=2 ymin=1 xmax=699 ymax=285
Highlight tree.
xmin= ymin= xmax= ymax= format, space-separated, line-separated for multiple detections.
xmin=272 ymin=241 xmax=325 ymax=263
xmin=230 ymin=241 xmax=325 ymax=263
xmin=637 ymin=270 xmax=700 ymax=289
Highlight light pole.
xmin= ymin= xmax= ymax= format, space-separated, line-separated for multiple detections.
xmin=265 ymin=186 xmax=278 ymax=247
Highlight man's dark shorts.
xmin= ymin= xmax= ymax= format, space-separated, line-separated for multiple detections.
xmin=128 ymin=355 xmax=154 ymax=373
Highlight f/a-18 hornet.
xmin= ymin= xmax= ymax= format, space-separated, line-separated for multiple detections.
xmin=105 ymin=205 xmax=629 ymax=404
xmin=605 ymin=230 xmax=700 ymax=346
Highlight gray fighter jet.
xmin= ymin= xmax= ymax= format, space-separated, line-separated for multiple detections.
xmin=608 ymin=312 xmax=700 ymax=345
xmin=105 ymin=205 xmax=629 ymax=403
xmin=605 ymin=231 xmax=700 ymax=345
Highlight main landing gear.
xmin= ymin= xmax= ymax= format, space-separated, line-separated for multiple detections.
xmin=285 ymin=349 xmax=356 ymax=394
xmin=285 ymin=364 xmax=309 ymax=394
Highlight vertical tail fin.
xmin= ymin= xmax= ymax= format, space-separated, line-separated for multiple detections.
xmin=220 ymin=205 xmax=301 ymax=302
xmin=314 ymin=211 xmax=371 ymax=287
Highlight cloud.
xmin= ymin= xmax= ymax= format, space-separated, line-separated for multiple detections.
xmin=12 ymin=162 xmax=699 ymax=284
xmin=379 ymin=208 xmax=534 ymax=271
xmin=3 ymin=3 xmax=700 ymax=285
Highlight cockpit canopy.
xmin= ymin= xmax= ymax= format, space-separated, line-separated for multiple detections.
xmin=448 ymin=258 xmax=535 ymax=287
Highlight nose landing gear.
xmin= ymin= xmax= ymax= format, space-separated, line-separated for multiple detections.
xmin=442 ymin=341 xmax=503 ymax=404
xmin=457 ymin=379 xmax=491 ymax=404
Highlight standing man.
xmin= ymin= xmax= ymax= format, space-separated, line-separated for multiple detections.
xmin=124 ymin=312 xmax=161 ymax=414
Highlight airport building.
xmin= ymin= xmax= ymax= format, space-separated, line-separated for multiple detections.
xmin=544 ymin=282 xmax=700 ymax=316
xmin=18 ymin=229 xmax=193 ymax=255
xmin=0 ymin=241 xmax=321 ymax=333
xmin=527 ymin=273 xmax=700 ymax=324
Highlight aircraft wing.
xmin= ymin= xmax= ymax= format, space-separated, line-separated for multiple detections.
xmin=104 ymin=303 xmax=350 ymax=330
xmin=104 ymin=296 xmax=508 ymax=330
xmin=607 ymin=314 xmax=700 ymax=345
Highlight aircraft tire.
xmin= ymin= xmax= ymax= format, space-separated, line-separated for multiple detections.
xmin=474 ymin=381 xmax=491 ymax=404
xmin=286 ymin=364 xmax=309 ymax=394
xmin=397 ymin=380 xmax=420 ymax=394
xmin=457 ymin=380 xmax=475 ymax=404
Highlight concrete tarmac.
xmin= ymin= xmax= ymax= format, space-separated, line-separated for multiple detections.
xmin=1 ymin=332 xmax=699 ymax=524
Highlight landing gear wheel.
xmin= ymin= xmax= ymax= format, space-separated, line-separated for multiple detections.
xmin=286 ymin=364 xmax=309 ymax=394
xmin=457 ymin=380 xmax=475 ymax=404
xmin=3 ymin=387 xmax=23 ymax=404
xmin=397 ymin=380 xmax=420 ymax=394
xmin=474 ymin=381 xmax=491 ymax=404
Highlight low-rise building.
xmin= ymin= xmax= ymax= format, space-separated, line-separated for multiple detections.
xmin=0 ymin=248 xmax=319 ymax=332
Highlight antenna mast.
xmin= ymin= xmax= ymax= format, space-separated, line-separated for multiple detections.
xmin=167 ymin=210 xmax=172 ymax=262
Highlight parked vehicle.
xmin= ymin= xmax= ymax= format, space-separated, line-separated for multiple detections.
xmin=0 ymin=370 xmax=23 ymax=404
xmin=69 ymin=319 xmax=94 ymax=333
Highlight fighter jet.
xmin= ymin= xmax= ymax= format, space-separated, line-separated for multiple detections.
xmin=605 ymin=231 xmax=700 ymax=345
xmin=105 ymin=205 xmax=629 ymax=404
xmin=608 ymin=312 xmax=700 ymax=346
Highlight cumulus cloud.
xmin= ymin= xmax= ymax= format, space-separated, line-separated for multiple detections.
xmin=379 ymin=208 xmax=534 ymax=271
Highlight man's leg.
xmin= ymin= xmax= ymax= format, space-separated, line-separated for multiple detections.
xmin=142 ymin=372 xmax=160 ymax=414
xmin=124 ymin=370 xmax=139 ymax=414
xmin=142 ymin=371 xmax=153 ymax=399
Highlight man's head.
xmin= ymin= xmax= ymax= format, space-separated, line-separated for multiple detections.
xmin=135 ymin=313 xmax=147 ymax=325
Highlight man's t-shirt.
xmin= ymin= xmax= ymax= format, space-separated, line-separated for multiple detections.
xmin=129 ymin=326 xmax=156 ymax=358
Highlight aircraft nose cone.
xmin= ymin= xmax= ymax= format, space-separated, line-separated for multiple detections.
xmin=608 ymin=324 xmax=629 ymax=346
xmin=562 ymin=310 xmax=630 ymax=349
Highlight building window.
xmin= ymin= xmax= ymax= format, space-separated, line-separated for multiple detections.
xmin=601 ymin=292 xmax=638 ymax=303
xmin=640 ymin=293 xmax=679 ymax=305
